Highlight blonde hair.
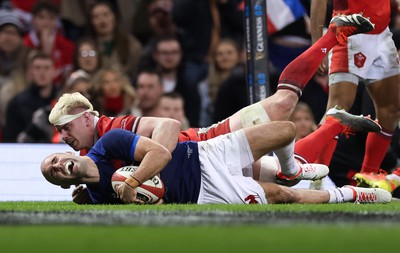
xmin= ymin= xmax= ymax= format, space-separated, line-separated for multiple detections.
xmin=49 ymin=92 xmax=99 ymax=125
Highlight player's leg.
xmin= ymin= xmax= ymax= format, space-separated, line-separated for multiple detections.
xmin=228 ymin=13 xmax=376 ymax=132
xmin=242 ymin=121 xmax=296 ymax=162
xmin=243 ymin=122 xmax=329 ymax=183
xmin=360 ymin=75 xmax=400 ymax=173
xmin=259 ymin=182 xmax=392 ymax=204
xmin=295 ymin=107 xmax=381 ymax=163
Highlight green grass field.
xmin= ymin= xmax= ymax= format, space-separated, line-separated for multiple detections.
xmin=0 ymin=201 xmax=399 ymax=253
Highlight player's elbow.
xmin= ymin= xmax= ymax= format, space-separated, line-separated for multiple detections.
xmin=162 ymin=118 xmax=181 ymax=132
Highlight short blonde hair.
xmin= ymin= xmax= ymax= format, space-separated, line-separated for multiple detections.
xmin=49 ymin=92 xmax=99 ymax=125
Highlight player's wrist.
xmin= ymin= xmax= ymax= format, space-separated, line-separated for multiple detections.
xmin=124 ymin=175 xmax=141 ymax=188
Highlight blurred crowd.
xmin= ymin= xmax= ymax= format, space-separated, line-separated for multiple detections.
xmin=0 ymin=0 xmax=400 ymax=189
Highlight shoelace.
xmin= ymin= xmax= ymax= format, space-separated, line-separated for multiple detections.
xmin=302 ymin=164 xmax=317 ymax=173
xmin=355 ymin=190 xmax=377 ymax=203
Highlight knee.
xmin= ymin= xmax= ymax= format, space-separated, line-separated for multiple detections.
xmin=281 ymin=121 xmax=296 ymax=145
xmin=377 ymin=103 xmax=400 ymax=127
xmin=266 ymin=91 xmax=298 ymax=120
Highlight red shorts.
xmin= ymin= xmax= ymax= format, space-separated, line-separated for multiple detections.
xmin=178 ymin=119 xmax=231 ymax=142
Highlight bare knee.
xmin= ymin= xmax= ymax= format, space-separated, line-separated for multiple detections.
xmin=264 ymin=91 xmax=298 ymax=121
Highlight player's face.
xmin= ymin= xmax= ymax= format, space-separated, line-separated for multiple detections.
xmin=41 ymin=152 xmax=84 ymax=187
xmin=56 ymin=111 xmax=93 ymax=151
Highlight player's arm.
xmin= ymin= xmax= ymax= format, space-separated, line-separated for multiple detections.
xmin=310 ymin=0 xmax=328 ymax=74
xmin=119 ymin=136 xmax=172 ymax=204
xmin=310 ymin=0 xmax=328 ymax=44
xmin=135 ymin=117 xmax=181 ymax=153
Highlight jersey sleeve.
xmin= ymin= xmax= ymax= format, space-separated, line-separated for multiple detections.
xmin=96 ymin=115 xmax=141 ymax=137
xmin=92 ymin=129 xmax=140 ymax=162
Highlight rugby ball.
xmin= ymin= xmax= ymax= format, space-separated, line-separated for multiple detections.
xmin=111 ymin=165 xmax=165 ymax=204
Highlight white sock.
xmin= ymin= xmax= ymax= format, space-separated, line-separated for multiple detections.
xmin=328 ymin=187 xmax=354 ymax=203
xmin=274 ymin=140 xmax=299 ymax=176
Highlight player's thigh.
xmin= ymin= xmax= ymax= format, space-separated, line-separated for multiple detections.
xmin=367 ymin=74 xmax=400 ymax=109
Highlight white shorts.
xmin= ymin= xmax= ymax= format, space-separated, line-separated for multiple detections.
xmin=329 ymin=27 xmax=400 ymax=86
xmin=196 ymin=129 xmax=267 ymax=204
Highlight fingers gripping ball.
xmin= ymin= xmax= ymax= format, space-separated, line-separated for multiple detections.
xmin=112 ymin=166 xmax=165 ymax=203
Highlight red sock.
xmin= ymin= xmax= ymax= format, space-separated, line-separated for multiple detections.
xmin=361 ymin=129 xmax=393 ymax=173
xmin=278 ymin=26 xmax=338 ymax=93
xmin=315 ymin=138 xmax=338 ymax=166
xmin=295 ymin=117 xmax=342 ymax=163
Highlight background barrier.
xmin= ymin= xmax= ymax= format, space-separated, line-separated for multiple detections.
xmin=0 ymin=144 xmax=76 ymax=201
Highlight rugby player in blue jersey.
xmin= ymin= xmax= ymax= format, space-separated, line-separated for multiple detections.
xmin=40 ymin=122 xmax=391 ymax=205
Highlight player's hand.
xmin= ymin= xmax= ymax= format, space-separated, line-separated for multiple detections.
xmin=116 ymin=183 xmax=145 ymax=204
xmin=72 ymin=185 xmax=93 ymax=204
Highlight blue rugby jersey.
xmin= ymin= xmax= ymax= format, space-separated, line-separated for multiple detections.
xmin=85 ymin=129 xmax=201 ymax=204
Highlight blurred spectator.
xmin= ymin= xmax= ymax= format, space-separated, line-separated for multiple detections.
xmin=207 ymin=38 xmax=242 ymax=103
xmin=72 ymin=37 xmax=102 ymax=76
xmin=159 ymin=92 xmax=190 ymax=130
xmin=2 ymin=52 xmax=58 ymax=142
xmin=289 ymin=102 xmax=317 ymax=141
xmin=132 ymin=69 xmax=164 ymax=117
xmin=62 ymin=70 xmax=92 ymax=98
xmin=0 ymin=9 xmax=30 ymax=133
xmin=0 ymin=9 xmax=28 ymax=80
xmin=142 ymin=35 xmax=183 ymax=92
xmin=23 ymin=2 xmax=74 ymax=85
xmin=60 ymin=0 xmax=136 ymax=42
xmin=148 ymin=0 xmax=176 ymax=38
xmin=10 ymin=0 xmax=61 ymax=31
xmin=172 ymin=0 xmax=243 ymax=126
xmin=91 ymin=66 xmax=136 ymax=117
xmin=59 ymin=0 xmax=94 ymax=41
xmin=87 ymin=1 xmax=142 ymax=82
xmin=141 ymin=35 xmax=198 ymax=126
xmin=199 ymin=38 xmax=242 ymax=126
xmin=18 ymin=69 xmax=94 ymax=144
xmin=213 ymin=62 xmax=247 ymax=123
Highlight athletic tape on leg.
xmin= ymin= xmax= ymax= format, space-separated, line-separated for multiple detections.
xmin=240 ymin=102 xmax=270 ymax=128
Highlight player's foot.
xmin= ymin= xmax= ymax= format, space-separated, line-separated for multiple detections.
xmin=343 ymin=186 xmax=392 ymax=204
xmin=329 ymin=13 xmax=375 ymax=43
xmin=326 ymin=106 xmax=382 ymax=133
xmin=276 ymin=162 xmax=329 ymax=186
xmin=353 ymin=171 xmax=400 ymax=193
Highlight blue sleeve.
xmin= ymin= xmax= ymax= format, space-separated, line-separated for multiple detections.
xmin=91 ymin=129 xmax=140 ymax=162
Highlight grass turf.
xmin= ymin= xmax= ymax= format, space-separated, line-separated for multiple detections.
xmin=1 ymin=200 xmax=400 ymax=212
xmin=1 ymin=201 xmax=399 ymax=252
